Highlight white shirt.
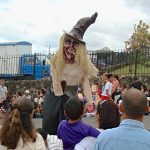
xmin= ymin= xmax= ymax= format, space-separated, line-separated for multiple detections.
xmin=0 ymin=85 xmax=7 ymax=100
xmin=0 ymin=133 xmax=46 ymax=150
xmin=47 ymin=135 xmax=63 ymax=150
xmin=74 ymin=129 xmax=103 ymax=150
xmin=101 ymin=81 xmax=112 ymax=96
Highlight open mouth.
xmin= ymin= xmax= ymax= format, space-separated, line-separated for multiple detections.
xmin=65 ymin=49 xmax=75 ymax=59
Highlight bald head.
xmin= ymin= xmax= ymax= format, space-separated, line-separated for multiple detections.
xmin=122 ymin=88 xmax=147 ymax=117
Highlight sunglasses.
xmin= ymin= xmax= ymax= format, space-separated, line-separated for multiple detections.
xmin=64 ymin=39 xmax=79 ymax=48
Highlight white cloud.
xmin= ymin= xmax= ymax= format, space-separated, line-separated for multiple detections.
xmin=0 ymin=0 xmax=149 ymax=53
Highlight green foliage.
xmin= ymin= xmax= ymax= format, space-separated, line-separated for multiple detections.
xmin=125 ymin=20 xmax=150 ymax=51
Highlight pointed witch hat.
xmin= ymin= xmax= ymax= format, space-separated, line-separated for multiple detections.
xmin=64 ymin=12 xmax=98 ymax=42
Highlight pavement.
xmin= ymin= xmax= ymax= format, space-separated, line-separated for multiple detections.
xmin=0 ymin=114 xmax=150 ymax=130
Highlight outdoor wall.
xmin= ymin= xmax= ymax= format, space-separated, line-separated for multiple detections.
xmin=5 ymin=75 xmax=150 ymax=94
xmin=120 ymin=75 xmax=150 ymax=88
xmin=5 ymin=78 xmax=52 ymax=94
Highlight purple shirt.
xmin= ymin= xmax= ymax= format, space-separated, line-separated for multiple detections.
xmin=57 ymin=120 xmax=100 ymax=150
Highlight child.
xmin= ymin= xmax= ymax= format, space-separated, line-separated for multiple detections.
xmin=57 ymin=97 xmax=100 ymax=150
xmin=101 ymin=73 xmax=113 ymax=100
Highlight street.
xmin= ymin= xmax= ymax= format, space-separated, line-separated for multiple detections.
xmin=1 ymin=115 xmax=150 ymax=130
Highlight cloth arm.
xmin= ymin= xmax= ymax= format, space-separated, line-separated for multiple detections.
xmin=82 ymin=76 xmax=93 ymax=104
xmin=51 ymin=66 xmax=63 ymax=96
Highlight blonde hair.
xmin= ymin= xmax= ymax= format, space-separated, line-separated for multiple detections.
xmin=50 ymin=33 xmax=98 ymax=80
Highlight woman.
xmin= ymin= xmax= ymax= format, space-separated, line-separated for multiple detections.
xmin=0 ymin=97 xmax=46 ymax=150
xmin=75 ymin=100 xmax=120 ymax=150
xmin=112 ymin=74 xmax=121 ymax=101
xmin=96 ymin=100 xmax=120 ymax=129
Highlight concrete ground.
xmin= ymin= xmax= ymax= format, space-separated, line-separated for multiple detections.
xmin=0 ymin=114 xmax=150 ymax=130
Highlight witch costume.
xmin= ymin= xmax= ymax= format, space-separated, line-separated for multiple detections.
xmin=50 ymin=12 xmax=98 ymax=103
xmin=42 ymin=13 xmax=99 ymax=135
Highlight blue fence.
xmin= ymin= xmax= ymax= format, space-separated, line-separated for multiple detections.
xmin=0 ymin=53 xmax=50 ymax=80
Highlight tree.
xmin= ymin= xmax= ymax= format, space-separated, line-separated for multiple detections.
xmin=125 ymin=20 xmax=150 ymax=75
xmin=125 ymin=20 xmax=150 ymax=51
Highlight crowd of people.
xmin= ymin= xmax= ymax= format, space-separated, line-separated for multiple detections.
xmin=0 ymin=76 xmax=149 ymax=149
xmin=0 ymin=12 xmax=150 ymax=150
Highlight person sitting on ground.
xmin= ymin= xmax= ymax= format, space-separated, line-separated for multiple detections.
xmin=23 ymin=90 xmax=31 ymax=100
xmin=75 ymin=100 xmax=120 ymax=150
xmin=57 ymin=97 xmax=100 ymax=150
xmin=95 ymin=88 xmax=150 ymax=150
xmin=0 ymin=97 xmax=46 ymax=150
xmin=16 ymin=91 xmax=23 ymax=98
xmin=146 ymin=88 xmax=150 ymax=113
xmin=131 ymin=76 xmax=143 ymax=91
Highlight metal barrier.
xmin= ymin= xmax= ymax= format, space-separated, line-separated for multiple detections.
xmin=88 ymin=49 xmax=150 ymax=76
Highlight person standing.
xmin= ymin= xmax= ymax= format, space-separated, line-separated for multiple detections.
xmin=95 ymin=88 xmax=150 ymax=150
xmin=0 ymin=79 xmax=8 ymax=110
xmin=111 ymin=75 xmax=121 ymax=101
xmin=101 ymin=74 xmax=113 ymax=101
xmin=50 ymin=12 xmax=98 ymax=111
xmin=0 ymin=79 xmax=7 ymax=101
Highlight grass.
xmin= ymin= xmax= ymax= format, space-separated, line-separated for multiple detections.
xmin=106 ymin=63 xmax=150 ymax=75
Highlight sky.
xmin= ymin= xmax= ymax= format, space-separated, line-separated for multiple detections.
xmin=0 ymin=0 xmax=150 ymax=53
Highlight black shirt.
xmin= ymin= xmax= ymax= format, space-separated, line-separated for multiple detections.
xmin=132 ymin=80 xmax=142 ymax=90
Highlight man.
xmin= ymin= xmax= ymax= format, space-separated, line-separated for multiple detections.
xmin=95 ymin=88 xmax=150 ymax=150
xmin=50 ymin=13 xmax=98 ymax=109
xmin=131 ymin=76 xmax=143 ymax=91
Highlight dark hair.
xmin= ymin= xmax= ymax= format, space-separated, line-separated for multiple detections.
xmin=106 ymin=73 xmax=113 ymax=79
xmin=17 ymin=91 xmax=22 ymax=97
xmin=122 ymin=88 xmax=147 ymax=118
xmin=0 ymin=97 xmax=36 ymax=149
xmin=121 ymin=84 xmax=127 ymax=89
xmin=113 ymin=74 xmax=120 ymax=82
xmin=142 ymin=84 xmax=147 ymax=92
xmin=97 ymin=100 xmax=120 ymax=130
xmin=64 ymin=97 xmax=84 ymax=120
xmin=40 ymin=88 xmax=46 ymax=95
xmin=36 ymin=128 xmax=47 ymax=140
xmin=133 ymin=76 xmax=138 ymax=81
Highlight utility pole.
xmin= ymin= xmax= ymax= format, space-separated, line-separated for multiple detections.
xmin=48 ymin=45 xmax=51 ymax=59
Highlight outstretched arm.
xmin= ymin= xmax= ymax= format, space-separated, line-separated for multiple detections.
xmin=50 ymin=56 xmax=63 ymax=96
xmin=82 ymin=75 xmax=93 ymax=104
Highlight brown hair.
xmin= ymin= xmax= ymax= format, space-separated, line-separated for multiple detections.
xmin=97 ymin=100 xmax=120 ymax=130
xmin=0 ymin=97 xmax=37 ymax=149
